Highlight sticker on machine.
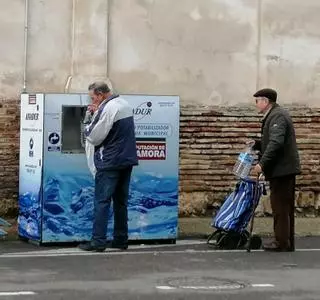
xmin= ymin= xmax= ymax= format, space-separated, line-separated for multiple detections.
xmin=136 ymin=138 xmax=166 ymax=160
xmin=28 ymin=94 xmax=37 ymax=105
xmin=48 ymin=132 xmax=61 ymax=152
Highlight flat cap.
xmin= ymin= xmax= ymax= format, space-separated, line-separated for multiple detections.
xmin=253 ymin=88 xmax=277 ymax=102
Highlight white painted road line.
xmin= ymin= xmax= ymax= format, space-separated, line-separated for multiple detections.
xmin=156 ymin=286 xmax=176 ymax=290
xmin=156 ymin=283 xmax=274 ymax=291
xmin=251 ymin=284 xmax=275 ymax=288
xmin=174 ymin=285 xmax=242 ymax=290
xmin=1 ymin=248 xmax=320 ymax=259
xmin=0 ymin=291 xmax=36 ymax=296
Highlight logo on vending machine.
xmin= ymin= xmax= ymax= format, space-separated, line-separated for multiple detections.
xmin=48 ymin=132 xmax=60 ymax=145
xmin=48 ymin=132 xmax=61 ymax=152
xmin=29 ymin=138 xmax=34 ymax=157
xmin=28 ymin=94 xmax=37 ymax=105
xmin=25 ymin=113 xmax=39 ymax=120
xmin=133 ymin=101 xmax=152 ymax=121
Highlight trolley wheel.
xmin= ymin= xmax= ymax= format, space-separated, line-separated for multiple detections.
xmin=248 ymin=235 xmax=262 ymax=250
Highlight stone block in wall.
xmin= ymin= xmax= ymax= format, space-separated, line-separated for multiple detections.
xmin=206 ymin=192 xmax=230 ymax=208
xmin=315 ymin=193 xmax=320 ymax=211
xmin=179 ymin=192 xmax=208 ymax=217
xmin=255 ymin=195 xmax=272 ymax=217
xmin=296 ymin=191 xmax=315 ymax=208
xmin=0 ymin=198 xmax=18 ymax=217
xmin=0 ymin=99 xmax=20 ymax=217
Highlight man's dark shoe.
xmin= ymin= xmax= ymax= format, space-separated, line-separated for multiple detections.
xmin=109 ymin=241 xmax=128 ymax=250
xmin=78 ymin=242 xmax=106 ymax=252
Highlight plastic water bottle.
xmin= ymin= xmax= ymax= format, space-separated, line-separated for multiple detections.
xmin=80 ymin=122 xmax=86 ymax=148
xmin=83 ymin=108 xmax=93 ymax=124
xmin=233 ymin=146 xmax=254 ymax=179
xmin=81 ymin=108 xmax=93 ymax=148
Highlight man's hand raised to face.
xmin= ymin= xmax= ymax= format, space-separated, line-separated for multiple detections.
xmin=88 ymin=103 xmax=99 ymax=113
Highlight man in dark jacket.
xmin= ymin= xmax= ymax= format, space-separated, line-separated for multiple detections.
xmin=79 ymin=82 xmax=138 ymax=252
xmin=251 ymin=88 xmax=301 ymax=252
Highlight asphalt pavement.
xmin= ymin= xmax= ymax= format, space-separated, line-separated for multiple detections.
xmin=0 ymin=237 xmax=320 ymax=299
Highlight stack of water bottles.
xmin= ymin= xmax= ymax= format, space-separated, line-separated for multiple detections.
xmin=232 ymin=145 xmax=255 ymax=179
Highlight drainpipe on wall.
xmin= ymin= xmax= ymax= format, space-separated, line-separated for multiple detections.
xmin=105 ymin=0 xmax=115 ymax=93
xmin=22 ymin=0 xmax=29 ymax=93
xmin=64 ymin=0 xmax=112 ymax=93
xmin=256 ymin=0 xmax=262 ymax=91
xmin=106 ymin=0 xmax=110 ymax=84
xmin=65 ymin=0 xmax=76 ymax=93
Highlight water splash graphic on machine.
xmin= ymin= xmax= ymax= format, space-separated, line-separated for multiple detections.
xmin=18 ymin=173 xmax=178 ymax=241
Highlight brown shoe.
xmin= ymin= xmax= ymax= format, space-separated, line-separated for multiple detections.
xmin=263 ymin=241 xmax=292 ymax=252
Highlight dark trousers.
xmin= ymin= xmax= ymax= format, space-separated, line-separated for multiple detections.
xmin=269 ymin=175 xmax=296 ymax=250
xmin=92 ymin=166 xmax=133 ymax=247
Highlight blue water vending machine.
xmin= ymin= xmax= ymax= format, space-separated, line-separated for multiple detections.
xmin=18 ymin=93 xmax=180 ymax=244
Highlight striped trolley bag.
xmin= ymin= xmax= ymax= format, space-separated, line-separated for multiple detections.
xmin=207 ymin=176 xmax=266 ymax=251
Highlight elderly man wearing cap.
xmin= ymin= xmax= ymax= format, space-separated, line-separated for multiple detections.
xmin=250 ymin=88 xmax=301 ymax=252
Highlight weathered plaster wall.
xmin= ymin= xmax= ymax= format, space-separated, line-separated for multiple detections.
xmin=0 ymin=0 xmax=109 ymax=98
xmin=108 ymin=0 xmax=258 ymax=105
xmin=0 ymin=0 xmax=24 ymax=98
xmin=259 ymin=0 xmax=320 ymax=106
xmin=2 ymin=0 xmax=320 ymax=104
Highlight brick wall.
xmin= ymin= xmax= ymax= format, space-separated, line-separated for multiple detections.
xmin=0 ymin=101 xmax=319 ymax=218
xmin=179 ymin=105 xmax=320 ymax=216
xmin=0 ymin=99 xmax=20 ymax=217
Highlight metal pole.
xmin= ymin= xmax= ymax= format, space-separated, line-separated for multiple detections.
xmin=22 ymin=0 xmax=29 ymax=93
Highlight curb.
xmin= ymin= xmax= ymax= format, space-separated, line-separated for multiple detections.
xmin=1 ymin=217 xmax=319 ymax=243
